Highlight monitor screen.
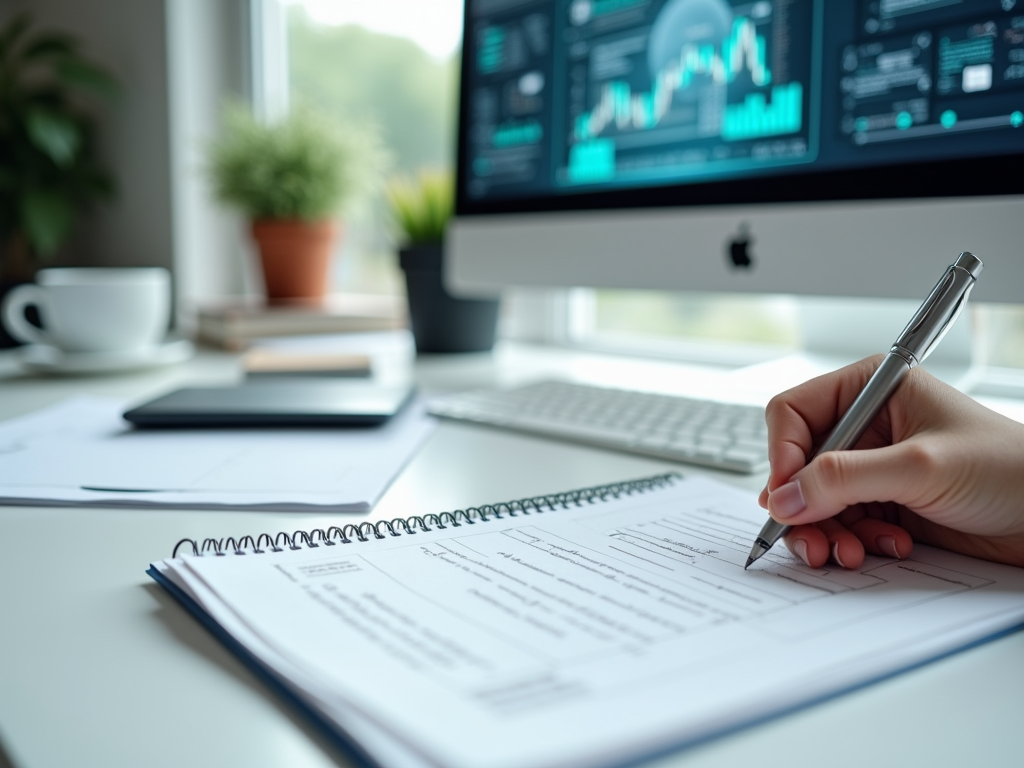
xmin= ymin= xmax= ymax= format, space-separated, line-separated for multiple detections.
xmin=449 ymin=0 xmax=1024 ymax=303
xmin=459 ymin=0 xmax=1022 ymax=210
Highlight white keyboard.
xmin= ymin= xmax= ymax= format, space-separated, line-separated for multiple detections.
xmin=427 ymin=380 xmax=769 ymax=474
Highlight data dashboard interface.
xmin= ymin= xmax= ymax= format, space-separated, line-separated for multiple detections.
xmin=459 ymin=0 xmax=1024 ymax=208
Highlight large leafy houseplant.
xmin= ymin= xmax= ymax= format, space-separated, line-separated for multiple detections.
xmin=208 ymin=103 xmax=382 ymax=301
xmin=0 ymin=13 xmax=117 ymax=278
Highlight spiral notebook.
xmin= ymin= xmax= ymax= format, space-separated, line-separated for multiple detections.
xmin=149 ymin=473 xmax=1024 ymax=768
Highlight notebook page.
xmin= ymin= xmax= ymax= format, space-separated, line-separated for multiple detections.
xmin=153 ymin=561 xmax=439 ymax=768
xmin=162 ymin=475 xmax=1024 ymax=768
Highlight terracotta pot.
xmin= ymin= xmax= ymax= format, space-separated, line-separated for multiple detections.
xmin=251 ymin=219 xmax=338 ymax=302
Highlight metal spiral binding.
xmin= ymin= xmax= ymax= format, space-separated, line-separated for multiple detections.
xmin=171 ymin=472 xmax=681 ymax=558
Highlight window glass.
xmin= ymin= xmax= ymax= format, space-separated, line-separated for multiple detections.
xmin=980 ymin=306 xmax=1024 ymax=369
xmin=285 ymin=0 xmax=462 ymax=295
xmin=583 ymin=290 xmax=1024 ymax=370
xmin=590 ymin=290 xmax=799 ymax=348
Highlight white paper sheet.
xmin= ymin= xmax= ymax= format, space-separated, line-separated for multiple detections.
xmin=155 ymin=475 xmax=1024 ymax=768
xmin=0 ymin=395 xmax=436 ymax=511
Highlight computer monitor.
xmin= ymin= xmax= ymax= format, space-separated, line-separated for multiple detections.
xmin=448 ymin=0 xmax=1024 ymax=306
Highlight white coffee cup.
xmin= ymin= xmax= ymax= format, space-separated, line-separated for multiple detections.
xmin=2 ymin=267 xmax=171 ymax=354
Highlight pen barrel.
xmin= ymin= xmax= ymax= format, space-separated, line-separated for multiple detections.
xmin=755 ymin=519 xmax=790 ymax=549
xmin=815 ymin=352 xmax=911 ymax=456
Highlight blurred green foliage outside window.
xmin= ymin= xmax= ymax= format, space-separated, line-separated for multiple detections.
xmin=286 ymin=1 xmax=460 ymax=296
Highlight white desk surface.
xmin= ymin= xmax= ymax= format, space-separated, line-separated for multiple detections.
xmin=1 ymin=341 xmax=1022 ymax=768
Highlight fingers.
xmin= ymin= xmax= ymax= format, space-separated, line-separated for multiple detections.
xmin=846 ymin=517 xmax=913 ymax=560
xmin=783 ymin=517 xmax=911 ymax=569
xmin=763 ymin=356 xmax=882 ymax=493
xmin=783 ymin=525 xmax=828 ymax=567
xmin=767 ymin=440 xmax=928 ymax=526
xmin=818 ymin=518 xmax=866 ymax=569
xmin=784 ymin=520 xmax=865 ymax=569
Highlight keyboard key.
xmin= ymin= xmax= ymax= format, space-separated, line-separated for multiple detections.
xmin=723 ymin=448 xmax=768 ymax=468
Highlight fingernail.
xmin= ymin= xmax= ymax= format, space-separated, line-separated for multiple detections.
xmin=831 ymin=541 xmax=847 ymax=569
xmin=771 ymin=480 xmax=806 ymax=519
xmin=876 ymin=534 xmax=901 ymax=559
xmin=792 ymin=538 xmax=810 ymax=566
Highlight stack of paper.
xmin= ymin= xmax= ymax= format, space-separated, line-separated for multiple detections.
xmin=0 ymin=395 xmax=435 ymax=511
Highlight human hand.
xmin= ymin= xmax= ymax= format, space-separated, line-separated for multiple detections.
xmin=758 ymin=356 xmax=1024 ymax=569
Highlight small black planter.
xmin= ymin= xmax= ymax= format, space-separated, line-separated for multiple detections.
xmin=399 ymin=244 xmax=499 ymax=354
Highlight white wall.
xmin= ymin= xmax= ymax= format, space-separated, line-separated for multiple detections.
xmin=3 ymin=0 xmax=175 ymax=272
xmin=3 ymin=0 xmax=257 ymax=322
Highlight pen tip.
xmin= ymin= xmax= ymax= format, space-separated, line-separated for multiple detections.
xmin=745 ymin=540 xmax=770 ymax=570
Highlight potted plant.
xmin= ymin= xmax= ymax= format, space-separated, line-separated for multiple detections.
xmin=389 ymin=171 xmax=499 ymax=353
xmin=208 ymin=103 xmax=380 ymax=303
xmin=0 ymin=13 xmax=118 ymax=344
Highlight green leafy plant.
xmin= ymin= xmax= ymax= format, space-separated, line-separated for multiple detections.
xmin=0 ymin=12 xmax=118 ymax=268
xmin=208 ymin=103 xmax=383 ymax=222
xmin=387 ymin=170 xmax=453 ymax=246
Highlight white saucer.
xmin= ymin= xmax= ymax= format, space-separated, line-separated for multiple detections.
xmin=17 ymin=338 xmax=195 ymax=374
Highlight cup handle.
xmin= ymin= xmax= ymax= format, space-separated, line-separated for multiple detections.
xmin=2 ymin=284 xmax=49 ymax=346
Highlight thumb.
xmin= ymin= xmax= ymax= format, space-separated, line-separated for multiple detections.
xmin=767 ymin=443 xmax=920 ymax=525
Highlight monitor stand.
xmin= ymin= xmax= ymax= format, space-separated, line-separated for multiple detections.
xmin=725 ymin=297 xmax=980 ymax=403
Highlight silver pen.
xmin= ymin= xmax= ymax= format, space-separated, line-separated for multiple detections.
xmin=745 ymin=252 xmax=984 ymax=569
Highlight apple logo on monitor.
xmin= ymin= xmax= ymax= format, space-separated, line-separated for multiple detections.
xmin=727 ymin=224 xmax=754 ymax=269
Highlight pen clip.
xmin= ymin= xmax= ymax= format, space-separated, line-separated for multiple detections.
xmin=893 ymin=253 xmax=982 ymax=366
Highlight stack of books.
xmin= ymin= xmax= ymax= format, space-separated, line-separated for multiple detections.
xmin=194 ymin=293 xmax=406 ymax=350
